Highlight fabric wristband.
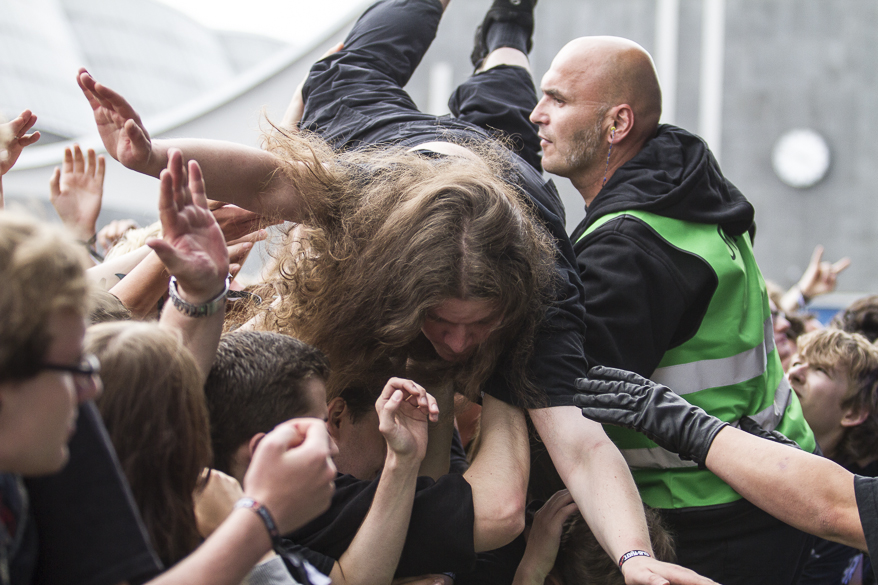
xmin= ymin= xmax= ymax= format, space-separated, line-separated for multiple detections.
xmin=235 ymin=497 xmax=282 ymax=550
xmin=618 ymin=549 xmax=651 ymax=568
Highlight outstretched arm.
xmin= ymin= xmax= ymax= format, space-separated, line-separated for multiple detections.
xmin=152 ymin=149 xmax=228 ymax=380
xmin=330 ymin=378 xmax=439 ymax=585
xmin=76 ymin=69 xmax=306 ymax=220
xmin=464 ymin=394 xmax=529 ymax=552
xmin=147 ymin=419 xmax=337 ymax=585
xmin=575 ymin=366 xmax=866 ymax=551
xmin=706 ymin=427 xmax=863 ymax=549
xmin=530 ymin=406 xmax=715 ymax=585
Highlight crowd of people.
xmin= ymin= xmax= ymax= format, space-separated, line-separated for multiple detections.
xmin=0 ymin=0 xmax=876 ymax=584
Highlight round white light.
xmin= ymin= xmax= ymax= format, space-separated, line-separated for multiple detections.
xmin=772 ymin=129 xmax=831 ymax=189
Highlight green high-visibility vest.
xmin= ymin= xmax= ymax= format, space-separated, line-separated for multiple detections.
xmin=579 ymin=210 xmax=816 ymax=509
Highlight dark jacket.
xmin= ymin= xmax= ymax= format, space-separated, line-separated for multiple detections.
xmin=570 ymin=124 xmax=755 ymax=376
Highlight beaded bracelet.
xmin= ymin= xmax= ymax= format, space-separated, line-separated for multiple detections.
xmin=619 ymin=549 xmax=651 ymax=568
xmin=235 ymin=497 xmax=282 ymax=550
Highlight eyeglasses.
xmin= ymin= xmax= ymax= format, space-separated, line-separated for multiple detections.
xmin=40 ymin=354 xmax=103 ymax=400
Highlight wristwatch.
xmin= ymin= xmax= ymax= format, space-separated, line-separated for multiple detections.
xmin=167 ymin=275 xmax=231 ymax=318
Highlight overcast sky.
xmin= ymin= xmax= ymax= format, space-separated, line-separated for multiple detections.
xmin=154 ymin=0 xmax=368 ymax=44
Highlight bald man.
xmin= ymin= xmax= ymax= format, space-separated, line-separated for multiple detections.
xmin=529 ymin=38 xmax=819 ymax=584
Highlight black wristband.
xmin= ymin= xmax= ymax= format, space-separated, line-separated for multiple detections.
xmin=619 ymin=549 xmax=651 ymax=568
xmin=235 ymin=497 xmax=282 ymax=550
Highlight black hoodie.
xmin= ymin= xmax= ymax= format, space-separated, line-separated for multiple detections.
xmin=570 ymin=125 xmax=756 ymax=376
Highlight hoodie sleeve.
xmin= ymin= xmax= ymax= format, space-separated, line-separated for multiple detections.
xmin=575 ymin=215 xmax=717 ymax=377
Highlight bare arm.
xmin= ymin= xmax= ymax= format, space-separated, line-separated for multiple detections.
xmin=706 ymin=426 xmax=864 ymax=549
xmin=464 ymin=394 xmax=529 ymax=552
xmin=77 ymin=69 xmax=306 ymax=221
xmin=87 ymin=245 xmax=153 ymax=289
xmin=530 ymin=406 xmax=714 ymax=585
xmin=146 ymin=419 xmax=337 ymax=585
xmin=330 ymin=379 xmax=439 ymax=585
xmin=151 ymin=149 xmax=228 ymax=381
xmin=109 ymin=252 xmax=168 ymax=319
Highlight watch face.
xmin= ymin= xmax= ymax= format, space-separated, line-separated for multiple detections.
xmin=772 ymin=129 xmax=831 ymax=189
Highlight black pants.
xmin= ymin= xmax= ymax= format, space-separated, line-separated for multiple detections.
xmin=661 ymin=497 xmax=815 ymax=585
xmin=300 ymin=0 xmax=542 ymax=172
xmin=298 ymin=0 xmax=590 ymax=409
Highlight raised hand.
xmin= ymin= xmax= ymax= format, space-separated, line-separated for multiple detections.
xmin=376 ymin=378 xmax=439 ymax=462
xmin=147 ymin=149 xmax=228 ymax=303
xmin=49 ymin=144 xmax=105 ymax=241
xmin=514 ymin=490 xmax=579 ymax=584
xmin=0 ymin=110 xmax=40 ymax=175
xmin=77 ymin=68 xmax=153 ymax=171
xmin=194 ymin=469 xmax=244 ymax=539
xmin=796 ymin=244 xmax=851 ymax=301
xmin=208 ymin=200 xmax=268 ymax=243
xmin=243 ymin=418 xmax=337 ymax=534
xmin=96 ymin=219 xmax=139 ymax=254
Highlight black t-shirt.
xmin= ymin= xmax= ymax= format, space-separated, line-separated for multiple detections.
xmin=24 ymin=403 xmax=162 ymax=585
xmin=855 ymin=475 xmax=878 ymax=583
xmin=285 ymin=471 xmax=476 ymax=578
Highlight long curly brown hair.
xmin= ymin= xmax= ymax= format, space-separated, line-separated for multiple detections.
xmin=255 ymin=129 xmax=557 ymax=404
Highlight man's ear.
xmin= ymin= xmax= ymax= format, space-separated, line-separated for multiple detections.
xmin=607 ymin=104 xmax=634 ymax=143
xmin=326 ymin=397 xmax=348 ymax=439
xmin=247 ymin=432 xmax=267 ymax=458
xmin=840 ymin=403 xmax=870 ymax=428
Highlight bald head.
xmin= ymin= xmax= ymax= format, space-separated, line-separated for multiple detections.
xmin=553 ymin=36 xmax=662 ymax=140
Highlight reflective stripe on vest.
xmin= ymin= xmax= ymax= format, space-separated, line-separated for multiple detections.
xmin=651 ymin=317 xmax=775 ymax=396
xmin=579 ymin=210 xmax=815 ymax=508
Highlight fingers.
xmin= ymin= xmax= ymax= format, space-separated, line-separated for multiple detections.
xmin=227 ymin=240 xmax=255 ymax=266
xmin=425 ymin=391 xmax=439 ymax=422
xmin=187 ymin=159 xmax=208 ymax=209
xmin=585 ymin=365 xmax=650 ymax=386
xmin=73 ymin=143 xmax=85 ymax=174
xmin=81 ymin=69 xmax=139 ymax=119
xmin=86 ymin=147 xmax=96 ymax=176
xmin=808 ymin=244 xmax=824 ymax=268
xmin=123 ymin=118 xmax=151 ymax=154
xmin=49 ymin=167 xmax=60 ymax=198
xmin=269 ymin=419 xmax=309 ymax=450
xmin=18 ymin=132 xmax=40 ymax=147
xmin=227 ymin=228 xmax=268 ymax=247
xmin=145 ymin=236 xmax=175 ymax=267
xmin=832 ymin=257 xmax=851 ymax=273
xmin=321 ymin=41 xmax=345 ymax=60
xmin=378 ymin=378 xmax=438 ymax=422
xmin=12 ymin=110 xmax=37 ymax=136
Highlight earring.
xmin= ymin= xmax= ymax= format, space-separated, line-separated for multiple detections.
xmin=602 ymin=126 xmax=616 ymax=187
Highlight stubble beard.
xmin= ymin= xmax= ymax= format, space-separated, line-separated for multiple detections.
xmin=564 ymin=113 xmax=606 ymax=172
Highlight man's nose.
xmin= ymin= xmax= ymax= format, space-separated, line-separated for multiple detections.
xmin=530 ymin=100 xmax=546 ymax=125
xmin=445 ymin=325 xmax=470 ymax=353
